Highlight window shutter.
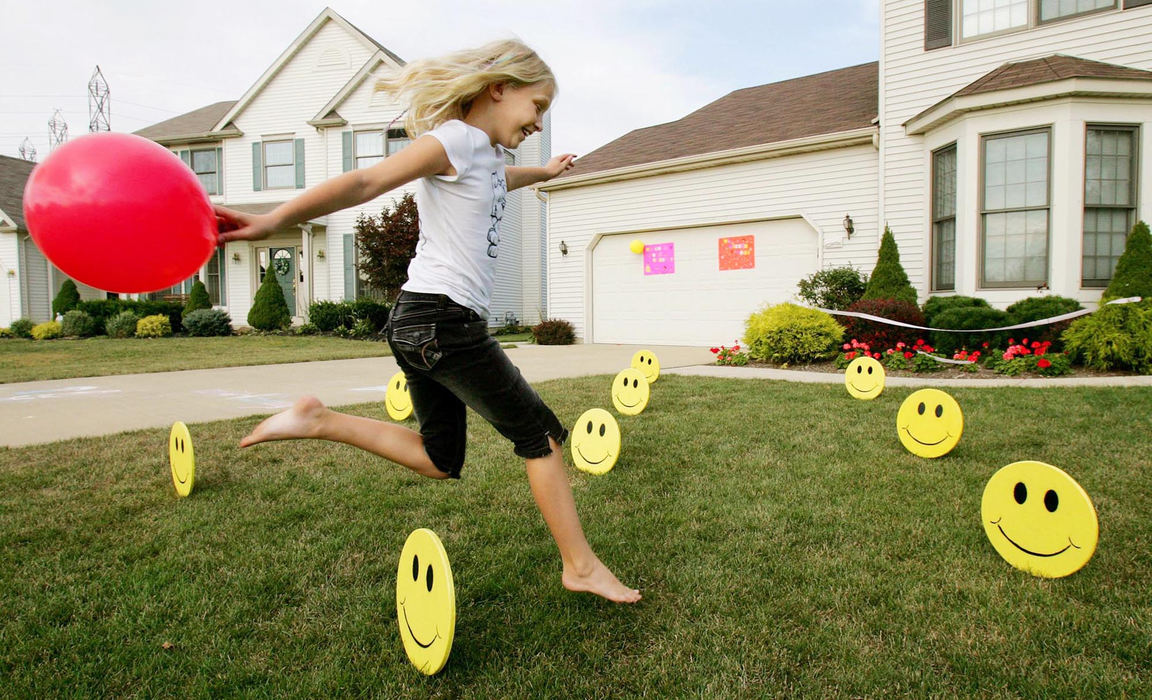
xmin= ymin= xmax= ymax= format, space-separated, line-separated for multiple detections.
xmin=179 ymin=150 xmax=191 ymax=166
xmin=215 ymin=147 xmax=223 ymax=195
xmin=342 ymin=131 xmax=354 ymax=172
xmin=925 ymin=0 xmax=952 ymax=50
xmin=1125 ymin=0 xmax=1152 ymax=8
xmin=252 ymin=142 xmax=263 ymax=192
xmin=343 ymin=234 xmax=355 ymax=300
xmin=295 ymin=138 xmax=306 ymax=189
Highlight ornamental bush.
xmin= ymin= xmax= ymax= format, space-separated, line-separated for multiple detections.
xmin=105 ymin=310 xmax=140 ymax=339
xmin=61 ymin=309 xmax=97 ymax=337
xmin=248 ymin=272 xmax=291 ymax=331
xmin=136 ymin=314 xmax=173 ymax=339
xmin=796 ymin=266 xmax=868 ymax=311
xmin=183 ymin=308 xmax=233 ymax=337
xmin=9 ymin=318 xmax=34 ymax=339
xmin=840 ymin=298 xmax=925 ymax=352
xmin=1005 ymin=295 xmax=1082 ymax=352
xmin=862 ymin=226 xmax=917 ymax=306
xmin=929 ymin=307 xmax=1013 ymax=356
xmin=923 ymin=295 xmax=990 ymax=327
xmin=1101 ymin=220 xmax=1152 ymax=302
xmin=31 ymin=321 xmax=62 ymax=340
xmin=532 ymin=319 xmax=575 ymax=345
xmin=1062 ymin=300 xmax=1152 ymax=373
xmin=351 ymin=298 xmax=391 ymax=333
xmin=52 ymin=279 xmax=80 ymax=316
xmin=183 ymin=279 xmax=212 ymax=317
xmin=77 ymin=300 xmax=183 ymax=334
xmin=309 ymin=300 xmax=354 ymax=332
xmin=744 ymin=302 xmax=843 ymax=365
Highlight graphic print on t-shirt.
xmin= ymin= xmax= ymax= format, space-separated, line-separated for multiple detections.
xmin=487 ymin=170 xmax=506 ymax=259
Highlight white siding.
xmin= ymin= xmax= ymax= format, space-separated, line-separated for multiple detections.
xmin=546 ymin=144 xmax=879 ymax=341
xmin=882 ymin=0 xmax=1152 ymax=305
xmin=0 ymin=232 xmax=17 ymax=326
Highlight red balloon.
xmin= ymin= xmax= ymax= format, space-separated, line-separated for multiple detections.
xmin=23 ymin=132 xmax=217 ymax=293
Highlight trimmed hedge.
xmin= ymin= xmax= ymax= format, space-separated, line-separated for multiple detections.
xmin=840 ymin=298 xmax=926 ymax=351
xmin=532 ymin=319 xmax=575 ymax=345
xmin=929 ymin=307 xmax=1013 ymax=356
xmin=1005 ymin=295 xmax=1082 ymax=352
xmin=136 ymin=314 xmax=173 ymax=338
xmin=183 ymin=308 xmax=233 ymax=337
xmin=31 ymin=321 xmax=62 ymax=340
xmin=76 ymin=299 xmax=183 ymax=335
xmin=923 ymin=295 xmax=990 ymax=327
xmin=744 ymin=303 xmax=843 ymax=364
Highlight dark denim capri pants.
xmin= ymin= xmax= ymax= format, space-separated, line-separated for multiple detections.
xmin=385 ymin=290 xmax=568 ymax=478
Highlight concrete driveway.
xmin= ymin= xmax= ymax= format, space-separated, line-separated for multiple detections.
xmin=0 ymin=344 xmax=715 ymax=447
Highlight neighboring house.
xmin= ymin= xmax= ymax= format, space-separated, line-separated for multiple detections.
xmin=1 ymin=6 xmax=550 ymax=329
xmin=540 ymin=0 xmax=1152 ymax=346
xmin=0 ymin=155 xmax=45 ymax=326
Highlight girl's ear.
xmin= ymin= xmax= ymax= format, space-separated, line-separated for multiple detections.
xmin=488 ymin=82 xmax=507 ymax=101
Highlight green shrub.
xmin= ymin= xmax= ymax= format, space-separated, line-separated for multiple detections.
xmin=929 ymin=307 xmax=1013 ymax=356
xmin=840 ymin=298 xmax=925 ymax=352
xmin=532 ymin=319 xmax=575 ymax=345
xmin=77 ymin=300 xmax=183 ymax=334
xmin=182 ymin=308 xmax=233 ymax=337
xmin=0 ymin=328 xmax=13 ymax=339
xmin=61 ymin=310 xmax=97 ymax=337
xmin=136 ymin=314 xmax=173 ymax=339
xmin=52 ymin=279 xmax=80 ymax=316
xmin=31 ymin=321 xmax=62 ymax=340
xmin=248 ymin=272 xmax=291 ymax=331
xmin=1005 ymin=295 xmax=1082 ymax=352
xmin=9 ymin=318 xmax=34 ymax=339
xmin=1102 ymin=220 xmax=1152 ymax=302
xmin=1062 ymin=301 xmax=1152 ymax=373
xmin=744 ymin=303 xmax=843 ymax=365
xmin=923 ymin=295 xmax=990 ymax=326
xmin=796 ymin=267 xmax=868 ymax=311
xmin=294 ymin=323 xmax=320 ymax=336
xmin=309 ymin=301 xmax=353 ymax=332
xmin=336 ymin=318 xmax=377 ymax=339
xmin=184 ymin=279 xmax=212 ymax=317
xmin=106 ymin=311 xmax=140 ymax=339
xmin=862 ymin=226 xmax=917 ymax=306
xmin=351 ymin=299 xmax=391 ymax=333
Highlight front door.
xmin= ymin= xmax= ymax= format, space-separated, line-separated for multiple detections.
xmin=270 ymin=246 xmax=296 ymax=316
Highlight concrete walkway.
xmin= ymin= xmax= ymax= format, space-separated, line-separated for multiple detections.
xmin=2 ymin=343 xmax=1148 ymax=448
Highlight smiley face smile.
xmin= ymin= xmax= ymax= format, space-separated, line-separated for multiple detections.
xmin=575 ymin=445 xmax=612 ymax=465
xmin=991 ymin=519 xmax=1077 ymax=557
xmin=400 ymin=602 xmax=438 ymax=648
xmin=902 ymin=426 xmax=951 ymax=447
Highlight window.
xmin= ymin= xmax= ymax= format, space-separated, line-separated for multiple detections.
xmin=264 ymin=140 xmax=295 ymax=189
xmin=354 ymin=131 xmax=384 ymax=169
xmin=386 ymin=128 xmax=410 ymax=156
xmin=932 ymin=144 xmax=958 ymax=291
xmin=981 ymin=129 xmax=1050 ymax=287
xmin=1039 ymin=0 xmax=1115 ymax=22
xmin=191 ymin=149 xmax=219 ymax=195
xmin=205 ymin=248 xmax=224 ymax=305
xmin=958 ymin=0 xmax=1117 ymax=39
xmin=1083 ymin=126 xmax=1137 ymax=286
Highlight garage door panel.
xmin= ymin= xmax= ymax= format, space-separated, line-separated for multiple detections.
xmin=591 ymin=220 xmax=818 ymax=346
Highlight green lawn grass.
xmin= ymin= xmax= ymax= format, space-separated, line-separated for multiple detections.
xmin=2 ymin=377 xmax=1150 ymax=696
xmin=0 ymin=336 xmax=392 ymax=384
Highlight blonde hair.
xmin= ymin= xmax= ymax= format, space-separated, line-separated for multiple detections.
xmin=375 ymin=39 xmax=555 ymax=138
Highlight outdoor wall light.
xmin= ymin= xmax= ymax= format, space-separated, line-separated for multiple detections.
xmin=843 ymin=214 xmax=855 ymax=237
xmin=316 ymin=249 xmax=326 ymax=260
xmin=232 ymin=252 xmax=241 ymax=263
xmin=559 ymin=240 xmax=568 ymax=256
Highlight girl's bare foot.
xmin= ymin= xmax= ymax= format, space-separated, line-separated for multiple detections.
xmin=562 ymin=559 xmax=642 ymax=604
xmin=239 ymin=395 xmax=328 ymax=447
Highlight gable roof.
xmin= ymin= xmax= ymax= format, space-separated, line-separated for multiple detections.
xmin=133 ymin=100 xmax=239 ymax=144
xmin=309 ymin=51 xmax=405 ymax=127
xmin=557 ymin=61 xmax=878 ymax=181
xmin=956 ymin=54 xmax=1152 ymax=97
xmin=0 ymin=154 xmax=36 ymax=231
xmin=211 ymin=7 xmax=404 ymax=132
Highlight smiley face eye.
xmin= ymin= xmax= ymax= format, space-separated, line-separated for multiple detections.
xmin=412 ymin=554 xmax=420 ymax=581
xmin=918 ymin=402 xmax=926 ymax=415
xmin=867 ymin=366 xmax=873 ymax=374
xmin=856 ymin=365 xmax=863 ymax=373
xmin=599 ymin=423 xmax=606 ymax=437
xmin=621 ymin=377 xmax=628 ymax=386
xmin=586 ymin=421 xmax=593 ymax=433
xmin=1014 ymin=482 xmax=1027 ymax=504
xmin=934 ymin=404 xmax=943 ymax=418
xmin=426 ymin=564 xmax=434 ymax=592
xmin=632 ymin=379 xmax=639 ymax=388
xmin=1044 ymin=489 xmax=1059 ymax=513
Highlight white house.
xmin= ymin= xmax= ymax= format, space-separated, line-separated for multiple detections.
xmin=0 ymin=7 xmax=550 ymax=329
xmin=540 ymin=0 xmax=1152 ymax=346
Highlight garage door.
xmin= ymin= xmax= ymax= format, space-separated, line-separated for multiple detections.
xmin=591 ymin=219 xmax=818 ymax=346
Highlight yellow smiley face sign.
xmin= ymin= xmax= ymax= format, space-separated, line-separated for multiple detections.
xmin=844 ymin=356 xmax=885 ymax=400
xmin=611 ymin=368 xmax=650 ymax=416
xmin=896 ymin=388 xmax=963 ymax=458
xmin=396 ymin=528 xmax=455 ymax=675
xmin=982 ymin=461 xmax=1098 ymax=578
xmin=630 ymin=350 xmax=660 ymax=384
xmin=169 ymin=421 xmax=195 ymax=497
xmin=571 ymin=408 xmax=621 ymax=475
xmin=386 ymin=371 xmax=413 ymax=421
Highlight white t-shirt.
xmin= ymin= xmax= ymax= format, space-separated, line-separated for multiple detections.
xmin=402 ymin=119 xmax=506 ymax=319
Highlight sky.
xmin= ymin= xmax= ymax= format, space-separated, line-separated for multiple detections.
xmin=1 ymin=0 xmax=879 ymax=162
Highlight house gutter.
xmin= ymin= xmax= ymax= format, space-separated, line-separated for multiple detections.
xmin=538 ymin=127 xmax=877 ymax=192
xmin=152 ymin=128 xmax=244 ymax=147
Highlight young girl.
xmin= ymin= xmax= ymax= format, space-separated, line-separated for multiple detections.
xmin=215 ymin=39 xmax=641 ymax=604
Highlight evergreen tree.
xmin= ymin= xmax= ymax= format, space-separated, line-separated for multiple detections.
xmin=52 ymin=279 xmax=80 ymax=316
xmin=247 ymin=270 xmax=291 ymax=330
xmin=1102 ymin=220 xmax=1152 ymax=302
xmin=184 ymin=279 xmax=212 ymax=317
xmin=862 ymin=226 xmax=918 ymax=306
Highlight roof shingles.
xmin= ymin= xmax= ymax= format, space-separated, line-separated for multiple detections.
xmin=0 ymin=154 xmax=36 ymax=230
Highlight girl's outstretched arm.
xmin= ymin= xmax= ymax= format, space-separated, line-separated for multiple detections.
xmin=506 ymin=153 xmax=576 ymax=191
xmin=216 ymin=135 xmax=453 ymax=243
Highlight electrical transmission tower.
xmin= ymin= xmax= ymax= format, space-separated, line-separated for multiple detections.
xmin=19 ymin=138 xmax=37 ymax=162
xmin=89 ymin=65 xmax=110 ymax=132
xmin=48 ymin=109 xmax=69 ymax=152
